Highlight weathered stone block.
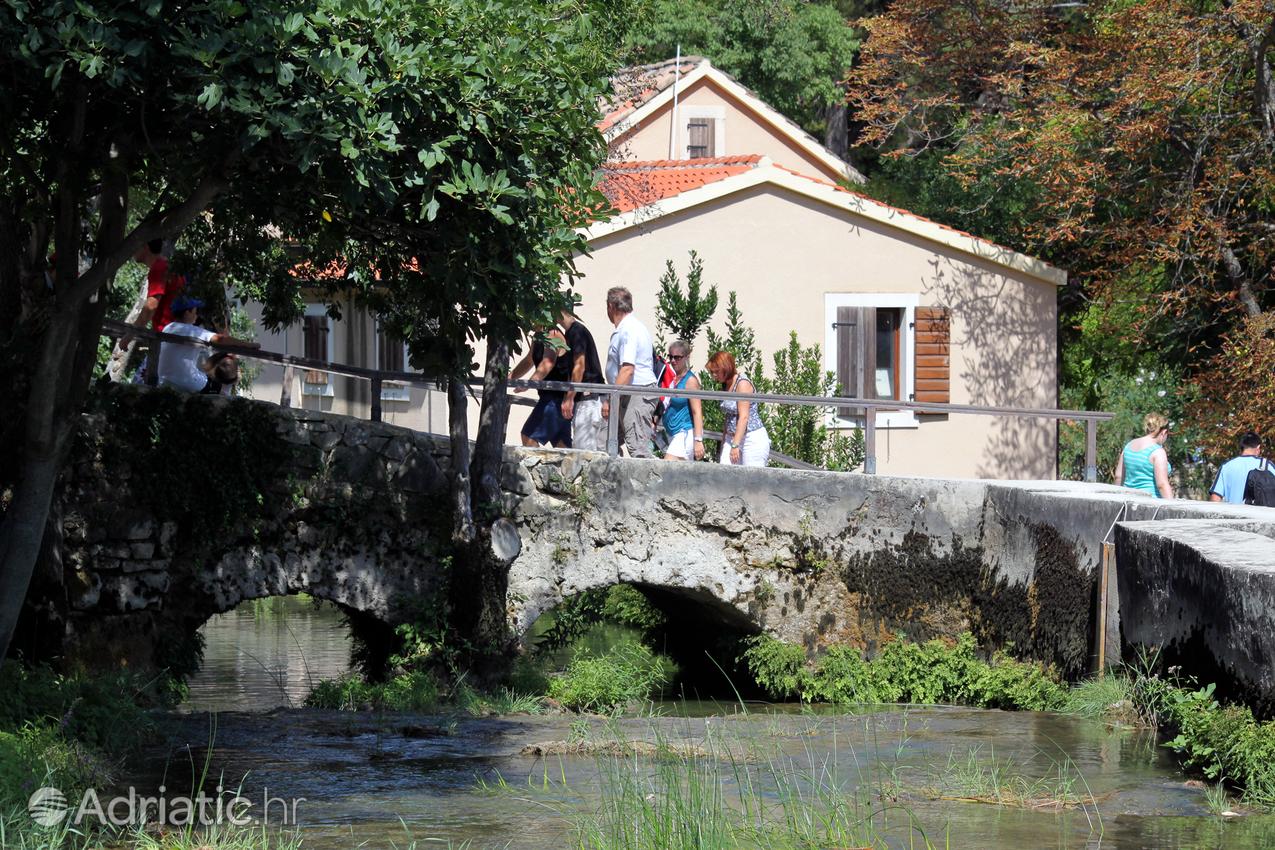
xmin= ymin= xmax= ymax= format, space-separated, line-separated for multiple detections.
xmin=130 ymin=541 xmax=155 ymax=560
xmin=330 ymin=446 xmax=385 ymax=485
xmin=383 ymin=436 xmax=412 ymax=463
xmin=312 ymin=429 xmax=342 ymax=451
xmin=108 ymin=510 xmax=155 ymax=541
xmin=501 ymin=461 xmax=535 ymax=497
xmin=343 ymin=423 xmax=370 ymax=447
xmin=158 ymin=521 xmax=178 ymax=556
xmin=68 ymin=570 xmax=102 ymax=610
xmin=1116 ymin=520 xmax=1275 ymax=711
xmin=100 ymin=572 xmax=170 ymax=612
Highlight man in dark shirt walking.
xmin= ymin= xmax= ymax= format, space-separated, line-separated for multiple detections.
xmin=558 ymin=309 xmax=606 ymax=451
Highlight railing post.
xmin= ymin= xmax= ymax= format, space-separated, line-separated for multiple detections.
xmin=606 ymin=390 xmax=621 ymax=457
xmin=370 ymin=374 xmax=383 ymax=422
xmin=281 ymin=365 xmax=295 ymax=408
xmin=1084 ymin=418 xmax=1098 ymax=483
xmin=863 ymin=406 xmax=877 ymax=474
xmin=145 ymin=340 xmax=160 ymax=386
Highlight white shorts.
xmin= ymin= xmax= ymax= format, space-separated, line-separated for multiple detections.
xmin=719 ymin=429 xmax=771 ymax=467
xmin=665 ymin=429 xmax=697 ymax=459
xmin=572 ymin=396 xmax=606 ymax=452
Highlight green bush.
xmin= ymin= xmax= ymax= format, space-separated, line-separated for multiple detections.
xmin=304 ymin=670 xmax=440 ymax=712
xmin=0 ymin=724 xmax=112 ymax=809
xmin=1150 ymin=681 xmax=1275 ymax=805
xmin=547 ymin=643 xmax=673 ymax=713
xmin=740 ymin=635 xmax=809 ymax=700
xmin=0 ymin=664 xmax=152 ymax=755
xmin=742 ymin=633 xmax=1066 ymax=711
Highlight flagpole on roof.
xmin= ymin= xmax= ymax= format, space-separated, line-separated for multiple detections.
xmin=668 ymin=45 xmax=681 ymax=160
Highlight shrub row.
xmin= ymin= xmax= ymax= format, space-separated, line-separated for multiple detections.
xmin=742 ymin=632 xmax=1067 ymax=711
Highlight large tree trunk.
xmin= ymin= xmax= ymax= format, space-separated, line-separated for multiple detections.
xmin=0 ymin=309 xmax=84 ymax=661
xmin=446 ymin=332 xmax=513 ymax=656
xmin=0 ymin=165 xmax=225 ymax=661
xmin=447 ymin=375 xmax=475 ymax=545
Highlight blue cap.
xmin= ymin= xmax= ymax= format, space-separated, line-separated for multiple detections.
xmin=171 ymin=294 xmax=204 ymax=315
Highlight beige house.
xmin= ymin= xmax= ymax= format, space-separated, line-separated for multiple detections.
xmin=241 ymin=57 xmax=1065 ymax=479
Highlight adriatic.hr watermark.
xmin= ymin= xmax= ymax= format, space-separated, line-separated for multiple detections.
xmin=27 ymin=785 xmax=305 ymax=828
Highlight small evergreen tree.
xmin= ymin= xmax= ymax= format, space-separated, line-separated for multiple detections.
xmin=704 ymin=291 xmax=760 ymax=377
xmin=655 ymin=250 xmax=719 ymax=350
xmin=700 ymin=296 xmax=863 ymax=470
xmin=759 ymin=333 xmax=865 ymax=471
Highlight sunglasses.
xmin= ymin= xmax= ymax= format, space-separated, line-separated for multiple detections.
xmin=669 ymin=354 xmax=688 ymax=361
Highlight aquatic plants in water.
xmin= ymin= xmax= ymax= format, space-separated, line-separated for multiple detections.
xmin=547 ymin=643 xmax=674 ymax=713
xmin=742 ymin=632 xmax=1067 ymax=710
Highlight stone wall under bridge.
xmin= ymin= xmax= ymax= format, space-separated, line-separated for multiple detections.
xmin=40 ymin=388 xmax=1275 ymax=700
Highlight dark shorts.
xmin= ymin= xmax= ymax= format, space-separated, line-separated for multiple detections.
xmin=522 ymin=395 xmax=572 ymax=446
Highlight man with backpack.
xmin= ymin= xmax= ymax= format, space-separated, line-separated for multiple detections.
xmin=1209 ymin=432 xmax=1275 ymax=506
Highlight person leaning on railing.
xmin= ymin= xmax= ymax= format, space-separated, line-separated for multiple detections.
xmin=661 ymin=339 xmax=705 ymax=461
xmin=706 ymin=350 xmax=770 ymax=467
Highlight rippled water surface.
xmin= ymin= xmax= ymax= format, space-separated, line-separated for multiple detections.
xmin=157 ymin=599 xmax=1275 ymax=850
xmin=181 ymin=596 xmax=353 ymax=713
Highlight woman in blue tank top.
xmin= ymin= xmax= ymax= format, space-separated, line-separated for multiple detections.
xmin=662 ymin=339 xmax=705 ymax=461
xmin=1114 ymin=412 xmax=1174 ymax=499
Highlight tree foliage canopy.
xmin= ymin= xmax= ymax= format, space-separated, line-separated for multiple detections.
xmin=0 ymin=0 xmax=626 ymax=658
xmin=849 ymin=0 xmax=1275 ymax=462
xmin=623 ymin=0 xmax=861 ymax=136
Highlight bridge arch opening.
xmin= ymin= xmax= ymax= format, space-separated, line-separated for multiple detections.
xmin=525 ymin=582 xmax=768 ymax=701
xmin=181 ymin=594 xmax=359 ymax=712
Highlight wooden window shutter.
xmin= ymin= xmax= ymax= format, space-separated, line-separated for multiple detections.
xmin=836 ymin=305 xmax=876 ymax=419
xmin=378 ymin=330 xmax=404 ymax=373
xmin=303 ymin=314 xmax=328 ymax=384
xmin=913 ymin=306 xmax=950 ymax=403
xmin=687 ymin=118 xmax=715 ymax=158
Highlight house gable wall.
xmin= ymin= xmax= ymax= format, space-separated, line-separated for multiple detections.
xmin=573 ymin=184 xmax=1059 ymax=479
xmin=611 ymin=77 xmax=846 ymax=184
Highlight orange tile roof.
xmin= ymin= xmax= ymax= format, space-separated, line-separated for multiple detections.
xmin=599 ymin=155 xmax=762 ymax=212
xmin=599 ymin=56 xmax=707 ymax=132
xmin=595 ymin=158 xmax=1051 ymax=273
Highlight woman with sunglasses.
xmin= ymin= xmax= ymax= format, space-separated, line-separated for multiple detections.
xmin=661 ymin=339 xmax=705 ymax=461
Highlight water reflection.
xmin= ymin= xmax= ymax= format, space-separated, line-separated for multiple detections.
xmin=182 ymin=595 xmax=353 ymax=713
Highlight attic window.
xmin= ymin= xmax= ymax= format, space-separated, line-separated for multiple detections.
xmin=681 ymin=106 xmax=725 ymax=159
xmin=687 ymin=118 xmax=715 ymax=158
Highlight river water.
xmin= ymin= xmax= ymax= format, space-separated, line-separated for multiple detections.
xmin=160 ymin=598 xmax=1275 ymax=849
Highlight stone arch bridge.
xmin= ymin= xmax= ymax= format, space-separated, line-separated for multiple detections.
xmin=37 ymin=388 xmax=1275 ymax=702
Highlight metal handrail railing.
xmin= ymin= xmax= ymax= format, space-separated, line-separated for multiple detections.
xmin=101 ymin=319 xmax=1113 ymax=480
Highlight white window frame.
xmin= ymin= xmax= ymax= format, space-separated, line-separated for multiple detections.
xmin=823 ymin=293 xmax=919 ymax=429
xmin=375 ymin=321 xmax=411 ymax=402
xmin=680 ymin=105 xmax=726 ymax=159
xmin=301 ymin=303 xmax=335 ymax=397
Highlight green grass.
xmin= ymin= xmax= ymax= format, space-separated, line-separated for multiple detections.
xmin=547 ymin=643 xmax=674 ymax=713
xmin=1063 ymin=672 xmax=1138 ymax=720
xmin=910 ymin=745 xmax=1094 ymax=814
xmin=488 ymin=718 xmax=938 ymax=850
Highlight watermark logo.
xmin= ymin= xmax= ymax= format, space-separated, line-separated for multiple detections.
xmin=25 ymin=786 xmax=303 ymax=828
xmin=28 ymin=787 xmax=69 ymax=827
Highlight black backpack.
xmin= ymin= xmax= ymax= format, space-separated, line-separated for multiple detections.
xmin=1244 ymin=459 xmax=1275 ymax=507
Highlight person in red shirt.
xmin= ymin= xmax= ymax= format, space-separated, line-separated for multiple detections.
xmin=136 ymin=238 xmax=185 ymax=332
xmin=119 ymin=238 xmax=184 ymax=383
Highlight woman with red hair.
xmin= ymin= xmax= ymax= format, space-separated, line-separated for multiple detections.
xmin=706 ymin=351 xmax=770 ymax=467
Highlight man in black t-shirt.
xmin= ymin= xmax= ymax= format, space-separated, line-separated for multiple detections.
xmin=559 ymin=309 xmax=606 ymax=451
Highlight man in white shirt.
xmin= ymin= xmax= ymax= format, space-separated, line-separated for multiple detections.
xmin=157 ymin=295 xmax=259 ymax=393
xmin=602 ymin=286 xmax=658 ymax=458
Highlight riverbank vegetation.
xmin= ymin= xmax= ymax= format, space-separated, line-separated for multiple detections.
xmin=0 ymin=662 xmax=308 ymax=850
